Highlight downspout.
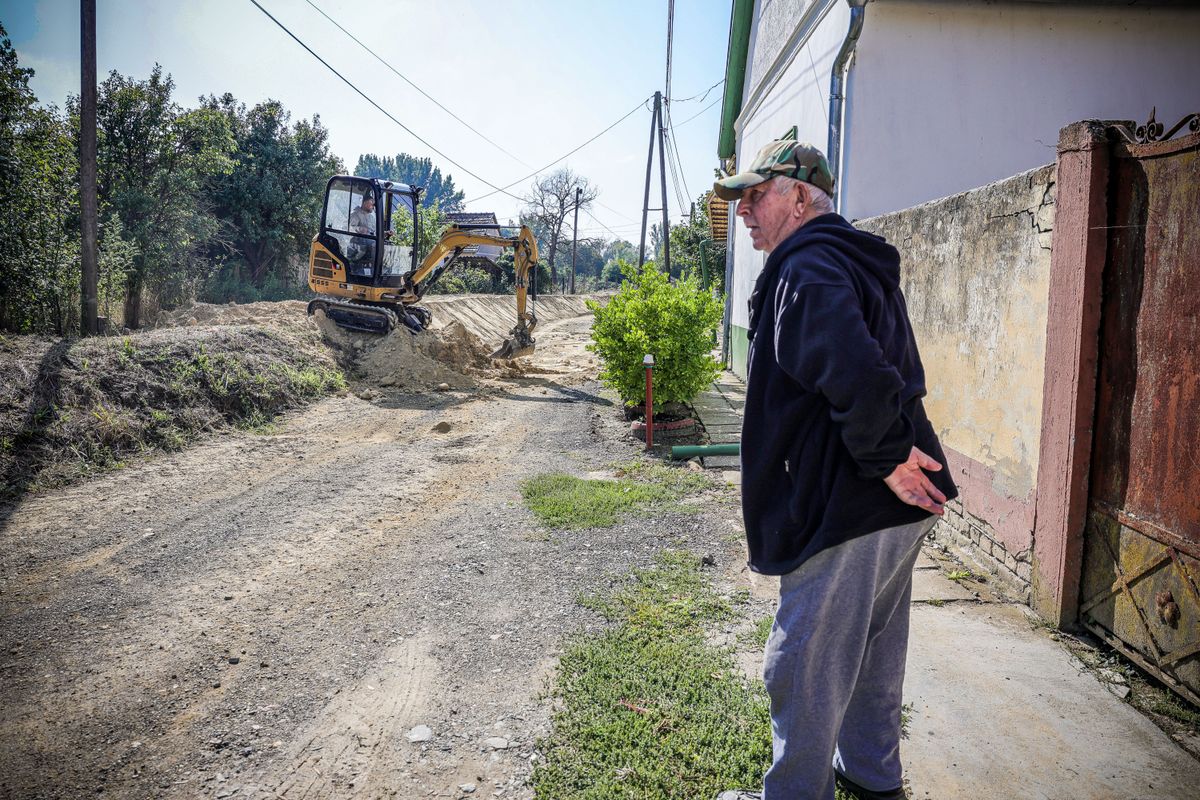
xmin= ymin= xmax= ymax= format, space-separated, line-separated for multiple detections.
xmin=827 ymin=0 xmax=867 ymax=212
xmin=718 ymin=0 xmax=753 ymax=365
xmin=717 ymin=0 xmax=753 ymax=174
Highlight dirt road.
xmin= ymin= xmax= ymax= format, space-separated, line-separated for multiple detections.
xmin=0 ymin=314 xmax=739 ymax=799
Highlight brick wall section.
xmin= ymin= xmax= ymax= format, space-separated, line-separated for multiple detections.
xmin=934 ymin=500 xmax=1032 ymax=604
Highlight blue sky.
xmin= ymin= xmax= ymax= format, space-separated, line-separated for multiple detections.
xmin=5 ymin=0 xmax=731 ymax=242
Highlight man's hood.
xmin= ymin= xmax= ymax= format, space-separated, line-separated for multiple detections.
xmin=769 ymin=213 xmax=900 ymax=292
xmin=748 ymin=213 xmax=901 ymax=340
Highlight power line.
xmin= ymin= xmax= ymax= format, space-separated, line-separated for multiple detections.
xmin=668 ymin=78 xmax=724 ymax=103
xmin=672 ymin=95 xmax=721 ymax=128
xmin=663 ymin=107 xmax=693 ymax=203
xmin=595 ymin=199 xmax=639 ymax=224
xmin=248 ymin=0 xmax=526 ymax=203
xmin=582 ymin=208 xmax=626 ymax=240
xmin=462 ymin=97 xmax=650 ymax=205
xmin=302 ymin=0 xmax=531 ymax=168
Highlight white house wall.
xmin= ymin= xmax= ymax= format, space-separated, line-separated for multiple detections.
xmin=730 ymin=0 xmax=849 ymax=333
xmin=841 ymin=1 xmax=1200 ymax=221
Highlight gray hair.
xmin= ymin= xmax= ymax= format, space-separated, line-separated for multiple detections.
xmin=773 ymin=175 xmax=835 ymax=214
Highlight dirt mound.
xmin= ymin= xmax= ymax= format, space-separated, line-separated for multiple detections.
xmin=151 ymin=295 xmax=601 ymax=393
xmin=314 ymin=313 xmax=512 ymax=392
xmin=0 ymin=324 xmax=344 ymax=501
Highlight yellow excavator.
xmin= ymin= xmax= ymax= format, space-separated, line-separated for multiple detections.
xmin=306 ymin=175 xmax=538 ymax=358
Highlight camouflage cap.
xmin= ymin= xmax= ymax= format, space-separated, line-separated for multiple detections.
xmin=712 ymin=139 xmax=834 ymax=201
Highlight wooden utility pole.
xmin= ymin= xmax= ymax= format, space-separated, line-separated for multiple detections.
xmin=79 ymin=0 xmax=99 ymax=335
xmin=638 ymin=92 xmax=660 ymax=267
xmin=656 ymin=97 xmax=671 ymax=275
xmin=637 ymin=90 xmax=672 ymax=271
xmin=569 ymin=186 xmax=580 ymax=294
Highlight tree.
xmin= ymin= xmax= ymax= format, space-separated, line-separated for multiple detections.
xmin=90 ymin=66 xmax=235 ymax=326
xmin=522 ymin=168 xmax=598 ymax=293
xmin=354 ymin=153 xmax=464 ymax=211
xmin=668 ymin=191 xmax=727 ymax=292
xmin=599 ymin=239 xmax=637 ymax=287
xmin=200 ymin=94 xmax=342 ymax=295
xmin=0 ymin=24 xmax=79 ymax=333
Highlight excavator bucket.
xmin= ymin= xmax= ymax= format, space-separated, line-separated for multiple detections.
xmin=491 ymin=326 xmax=535 ymax=359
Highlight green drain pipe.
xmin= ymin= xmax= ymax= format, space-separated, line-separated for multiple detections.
xmin=671 ymin=443 xmax=740 ymax=460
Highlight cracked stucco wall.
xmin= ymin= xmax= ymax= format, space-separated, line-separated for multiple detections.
xmin=859 ymin=163 xmax=1056 ymax=504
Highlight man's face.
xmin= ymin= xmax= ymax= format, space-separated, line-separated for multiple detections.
xmin=362 ymin=197 xmax=374 ymax=211
xmin=736 ymin=178 xmax=802 ymax=252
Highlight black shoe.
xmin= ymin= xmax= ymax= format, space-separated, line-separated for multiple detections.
xmin=835 ymin=771 xmax=907 ymax=800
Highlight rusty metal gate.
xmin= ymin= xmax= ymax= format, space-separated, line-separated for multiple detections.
xmin=1078 ymin=115 xmax=1200 ymax=706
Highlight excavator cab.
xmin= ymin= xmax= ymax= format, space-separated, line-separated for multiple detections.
xmin=315 ymin=176 xmax=420 ymax=288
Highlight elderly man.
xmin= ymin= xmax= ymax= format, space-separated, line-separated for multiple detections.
xmin=713 ymin=140 xmax=958 ymax=800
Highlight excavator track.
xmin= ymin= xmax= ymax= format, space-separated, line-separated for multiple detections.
xmin=307 ymin=298 xmax=399 ymax=335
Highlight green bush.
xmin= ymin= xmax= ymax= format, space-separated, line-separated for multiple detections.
xmin=587 ymin=260 xmax=722 ymax=411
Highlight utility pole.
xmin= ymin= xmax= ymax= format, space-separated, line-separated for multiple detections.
xmin=79 ymin=0 xmax=99 ymax=336
xmin=638 ymin=92 xmax=659 ymax=267
xmin=656 ymin=97 xmax=671 ymax=275
xmin=569 ymin=186 xmax=580 ymax=294
xmin=637 ymin=90 xmax=672 ymax=271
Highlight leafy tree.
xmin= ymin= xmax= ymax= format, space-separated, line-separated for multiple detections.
xmin=522 ymin=168 xmax=598 ymax=293
xmin=588 ymin=260 xmax=723 ymax=411
xmin=354 ymin=153 xmax=464 ymax=211
xmin=599 ymin=239 xmax=638 ymax=287
xmin=669 ymin=191 xmax=727 ymax=292
xmin=200 ymin=94 xmax=342 ymax=295
xmin=0 ymin=24 xmax=80 ymax=333
xmin=89 ymin=66 xmax=235 ymax=326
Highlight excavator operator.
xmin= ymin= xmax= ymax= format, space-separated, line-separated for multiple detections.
xmin=348 ymin=193 xmax=377 ymax=274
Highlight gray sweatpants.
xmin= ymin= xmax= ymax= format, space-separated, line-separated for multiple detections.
xmin=761 ymin=517 xmax=936 ymax=800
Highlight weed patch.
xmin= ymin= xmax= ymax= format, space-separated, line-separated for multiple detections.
xmin=533 ymin=552 xmax=771 ymax=799
xmin=522 ymin=460 xmax=712 ymax=531
xmin=737 ymin=614 xmax=774 ymax=651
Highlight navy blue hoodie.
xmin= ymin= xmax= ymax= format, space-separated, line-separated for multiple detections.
xmin=741 ymin=213 xmax=957 ymax=575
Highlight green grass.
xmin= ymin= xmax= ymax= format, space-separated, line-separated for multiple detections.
xmin=944 ymin=569 xmax=975 ymax=583
xmin=1148 ymin=693 xmax=1200 ymax=727
xmin=737 ymin=614 xmax=774 ymax=651
xmin=521 ymin=460 xmax=712 ymax=531
xmin=532 ymin=551 xmax=772 ymax=799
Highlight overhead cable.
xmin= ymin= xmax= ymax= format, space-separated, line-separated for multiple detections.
xmin=248 ymin=0 xmax=525 ymax=202
xmin=664 ymin=108 xmax=693 ymax=203
xmin=462 ymin=97 xmax=650 ymax=205
xmin=301 ymin=0 xmax=531 ymax=168
xmin=672 ymin=95 xmax=721 ymax=128
xmin=582 ymin=208 xmax=625 ymax=240
xmin=669 ymin=78 xmax=724 ymax=104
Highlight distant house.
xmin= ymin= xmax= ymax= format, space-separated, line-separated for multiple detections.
xmin=442 ymin=211 xmax=504 ymax=271
xmin=716 ymin=0 xmax=1200 ymax=376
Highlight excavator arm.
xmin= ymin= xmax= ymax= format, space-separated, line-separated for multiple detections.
xmin=403 ymin=224 xmax=540 ymax=358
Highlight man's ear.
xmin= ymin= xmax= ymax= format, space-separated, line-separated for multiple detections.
xmin=793 ymin=185 xmax=808 ymax=217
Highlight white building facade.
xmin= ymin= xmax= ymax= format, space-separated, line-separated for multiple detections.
xmin=721 ymin=0 xmax=1200 ymax=376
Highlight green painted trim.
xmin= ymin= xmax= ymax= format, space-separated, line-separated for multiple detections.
xmin=717 ymin=0 xmax=753 ymax=161
xmin=729 ymin=324 xmax=750 ymax=380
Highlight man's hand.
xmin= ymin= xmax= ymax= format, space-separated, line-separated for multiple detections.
xmin=884 ymin=447 xmax=947 ymax=515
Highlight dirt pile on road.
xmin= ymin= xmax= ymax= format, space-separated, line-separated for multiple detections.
xmin=314 ymin=313 xmax=500 ymax=392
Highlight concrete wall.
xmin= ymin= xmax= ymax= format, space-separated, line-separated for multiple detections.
xmin=858 ymin=164 xmax=1056 ymax=597
xmin=842 ymin=0 xmax=1200 ymax=220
